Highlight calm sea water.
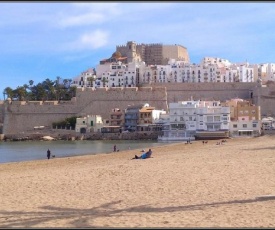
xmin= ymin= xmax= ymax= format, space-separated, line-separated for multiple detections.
xmin=0 ymin=140 xmax=172 ymax=164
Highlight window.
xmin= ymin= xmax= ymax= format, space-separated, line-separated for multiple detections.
xmin=243 ymin=124 xmax=247 ymax=128
xmin=90 ymin=121 xmax=93 ymax=126
xmin=214 ymin=116 xmax=220 ymax=122
xmin=233 ymin=124 xmax=237 ymax=128
xmin=83 ymin=121 xmax=85 ymax=124
xmin=253 ymin=124 xmax=257 ymax=128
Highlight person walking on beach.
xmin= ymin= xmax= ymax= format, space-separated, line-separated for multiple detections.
xmin=113 ymin=145 xmax=117 ymax=152
xmin=47 ymin=149 xmax=51 ymax=159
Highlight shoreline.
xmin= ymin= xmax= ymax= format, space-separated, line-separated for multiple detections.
xmin=1 ymin=135 xmax=275 ymax=228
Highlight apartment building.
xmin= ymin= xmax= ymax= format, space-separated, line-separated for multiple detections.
xmin=158 ymin=100 xmax=200 ymax=141
xmin=194 ymin=101 xmax=230 ymax=139
xmin=224 ymin=98 xmax=261 ymax=137
xmin=158 ymin=100 xmax=231 ymax=141
xmin=137 ymin=105 xmax=166 ymax=132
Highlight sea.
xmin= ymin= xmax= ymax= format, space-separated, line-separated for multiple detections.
xmin=0 ymin=139 xmax=173 ymax=164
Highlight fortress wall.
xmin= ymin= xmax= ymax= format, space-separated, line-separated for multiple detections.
xmin=5 ymin=102 xmax=77 ymax=114
xmin=144 ymin=82 xmax=258 ymax=103
xmin=3 ymin=112 xmax=77 ymax=135
xmin=75 ymin=87 xmax=168 ymax=119
xmin=0 ymin=102 xmax=4 ymax=123
xmin=3 ymin=83 xmax=275 ymax=135
xmin=253 ymin=86 xmax=275 ymax=117
xmin=2 ymin=99 xmax=79 ymax=134
xmin=2 ymin=87 xmax=168 ymax=135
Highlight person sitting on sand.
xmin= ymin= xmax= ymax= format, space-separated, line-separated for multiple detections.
xmin=132 ymin=149 xmax=152 ymax=160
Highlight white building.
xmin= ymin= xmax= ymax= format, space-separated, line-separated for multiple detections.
xmin=261 ymin=117 xmax=275 ymax=130
xmin=158 ymin=100 xmax=200 ymax=141
xmin=75 ymin=115 xmax=104 ymax=134
xmin=71 ymin=68 xmax=96 ymax=88
xmin=230 ymin=120 xmax=261 ymax=137
xmin=158 ymin=100 xmax=231 ymax=141
xmin=70 ymin=56 xmax=275 ymax=89
xmin=195 ymin=100 xmax=230 ymax=139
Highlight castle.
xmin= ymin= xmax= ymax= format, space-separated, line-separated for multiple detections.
xmin=1 ymin=41 xmax=275 ymax=137
xmin=115 ymin=41 xmax=190 ymax=65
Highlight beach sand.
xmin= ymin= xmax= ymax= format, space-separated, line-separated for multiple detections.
xmin=1 ymin=135 xmax=275 ymax=228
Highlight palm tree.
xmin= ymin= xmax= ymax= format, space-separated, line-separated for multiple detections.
xmin=69 ymin=86 xmax=77 ymax=98
xmin=102 ymin=77 xmax=108 ymax=87
xmin=42 ymin=78 xmax=55 ymax=100
xmin=28 ymin=80 xmax=35 ymax=100
xmin=55 ymin=76 xmax=61 ymax=101
xmin=3 ymin=87 xmax=14 ymax=100
xmin=14 ymin=86 xmax=27 ymax=101
xmin=87 ymin=76 xmax=95 ymax=87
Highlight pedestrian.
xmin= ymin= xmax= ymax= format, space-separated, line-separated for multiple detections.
xmin=47 ymin=149 xmax=51 ymax=159
xmin=113 ymin=145 xmax=116 ymax=152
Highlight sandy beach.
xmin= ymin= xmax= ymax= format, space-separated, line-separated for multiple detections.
xmin=1 ymin=136 xmax=275 ymax=228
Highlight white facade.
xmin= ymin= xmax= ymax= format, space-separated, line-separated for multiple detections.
xmin=75 ymin=115 xmax=104 ymax=133
xmin=158 ymin=100 xmax=201 ymax=141
xmin=230 ymin=120 xmax=261 ymax=137
xmin=71 ymin=68 xmax=96 ymax=88
xmin=158 ymin=100 xmax=231 ymax=141
xmin=262 ymin=117 xmax=275 ymax=130
xmin=195 ymin=101 xmax=230 ymax=132
xmin=95 ymin=61 xmax=146 ymax=88
xmin=151 ymin=110 xmax=167 ymax=123
xmin=70 ymin=57 xmax=275 ymax=89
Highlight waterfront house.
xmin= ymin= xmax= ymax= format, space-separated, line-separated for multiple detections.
xmin=75 ymin=115 xmax=104 ymax=134
xmin=224 ymin=98 xmax=261 ymax=137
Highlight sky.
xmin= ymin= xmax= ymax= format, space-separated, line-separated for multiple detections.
xmin=1 ymin=1 xmax=275 ymax=99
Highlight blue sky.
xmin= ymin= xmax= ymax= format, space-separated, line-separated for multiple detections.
xmin=1 ymin=1 xmax=275 ymax=99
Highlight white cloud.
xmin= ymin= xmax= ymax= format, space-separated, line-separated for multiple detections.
xmin=58 ymin=13 xmax=106 ymax=27
xmin=80 ymin=30 xmax=108 ymax=49
xmin=61 ymin=30 xmax=109 ymax=51
xmin=58 ymin=2 xmax=121 ymax=28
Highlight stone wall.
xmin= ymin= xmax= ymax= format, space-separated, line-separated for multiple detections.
xmin=253 ymin=85 xmax=275 ymax=117
xmin=0 ymin=101 xmax=4 ymax=124
xmin=144 ymin=82 xmax=258 ymax=103
xmin=2 ymin=83 xmax=275 ymax=135
xmin=75 ymin=87 xmax=168 ymax=118
xmin=2 ymin=87 xmax=168 ymax=135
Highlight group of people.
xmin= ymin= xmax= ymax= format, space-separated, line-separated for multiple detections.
xmin=46 ymin=146 xmax=153 ymax=161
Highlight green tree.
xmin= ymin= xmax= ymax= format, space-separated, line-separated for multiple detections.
xmin=14 ymin=86 xmax=27 ymax=101
xmin=102 ymin=77 xmax=108 ymax=87
xmin=3 ymin=87 xmax=14 ymax=100
xmin=87 ymin=76 xmax=95 ymax=87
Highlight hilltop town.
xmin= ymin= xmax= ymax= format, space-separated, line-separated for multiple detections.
xmin=1 ymin=41 xmax=275 ymax=141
